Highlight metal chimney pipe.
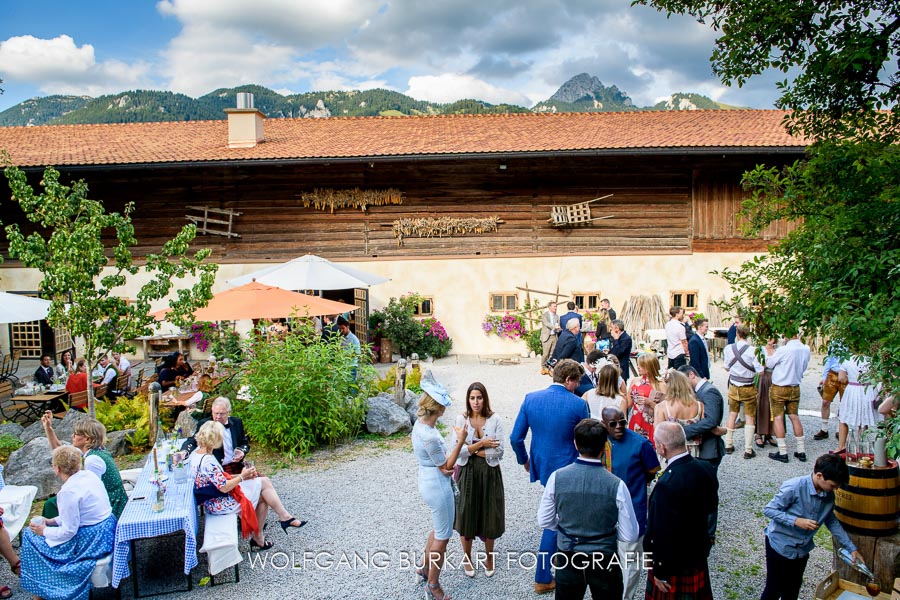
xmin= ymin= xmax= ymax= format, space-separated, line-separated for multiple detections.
xmin=236 ymin=92 xmax=254 ymax=109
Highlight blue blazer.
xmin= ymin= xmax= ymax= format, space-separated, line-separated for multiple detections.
xmin=688 ymin=332 xmax=710 ymax=379
xmin=510 ymin=383 xmax=590 ymax=485
xmin=552 ymin=330 xmax=585 ymax=364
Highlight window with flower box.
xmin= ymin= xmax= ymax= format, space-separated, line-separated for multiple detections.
xmin=670 ymin=290 xmax=699 ymax=311
xmin=489 ymin=293 xmax=518 ymax=313
xmin=412 ymin=297 xmax=434 ymax=317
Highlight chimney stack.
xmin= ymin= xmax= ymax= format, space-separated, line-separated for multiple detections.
xmin=225 ymin=93 xmax=265 ymax=148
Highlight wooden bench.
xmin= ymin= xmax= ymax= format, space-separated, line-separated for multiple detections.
xmin=200 ymin=513 xmax=241 ymax=584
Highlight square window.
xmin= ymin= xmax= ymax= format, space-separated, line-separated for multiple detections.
xmin=670 ymin=291 xmax=699 ymax=312
xmin=490 ymin=293 xmax=518 ymax=313
xmin=412 ymin=297 xmax=434 ymax=317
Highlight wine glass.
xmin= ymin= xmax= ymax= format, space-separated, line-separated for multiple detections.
xmin=865 ymin=578 xmax=881 ymax=597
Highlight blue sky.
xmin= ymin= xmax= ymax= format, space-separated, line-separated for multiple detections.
xmin=0 ymin=0 xmax=784 ymax=113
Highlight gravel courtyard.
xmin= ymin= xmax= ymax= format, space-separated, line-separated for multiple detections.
xmin=6 ymin=352 xmax=842 ymax=599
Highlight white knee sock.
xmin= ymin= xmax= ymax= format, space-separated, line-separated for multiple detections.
xmin=777 ymin=438 xmax=788 ymax=455
xmin=822 ymin=419 xmax=829 ymax=431
xmin=724 ymin=429 xmax=735 ymax=448
xmin=796 ymin=437 xmax=806 ymax=453
xmin=744 ymin=427 xmax=755 ymax=452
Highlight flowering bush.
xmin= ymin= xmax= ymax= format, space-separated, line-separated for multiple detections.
xmin=482 ymin=313 xmax=527 ymax=340
xmin=189 ymin=321 xmax=218 ymax=352
xmin=421 ymin=317 xmax=452 ymax=358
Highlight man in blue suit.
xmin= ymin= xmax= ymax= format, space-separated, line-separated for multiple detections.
xmin=688 ymin=318 xmax=711 ymax=380
xmin=510 ymin=359 xmax=590 ymax=594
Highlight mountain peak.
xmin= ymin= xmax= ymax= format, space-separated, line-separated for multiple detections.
xmin=550 ymin=73 xmax=606 ymax=103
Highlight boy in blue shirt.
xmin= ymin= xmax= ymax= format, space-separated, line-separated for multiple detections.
xmin=761 ymin=454 xmax=863 ymax=600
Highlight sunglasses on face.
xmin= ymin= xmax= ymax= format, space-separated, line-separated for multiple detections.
xmin=606 ymin=419 xmax=627 ymax=428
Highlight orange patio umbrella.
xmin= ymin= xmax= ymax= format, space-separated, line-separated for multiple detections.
xmin=152 ymin=281 xmax=358 ymax=321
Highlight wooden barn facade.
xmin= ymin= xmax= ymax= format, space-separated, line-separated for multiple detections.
xmin=0 ymin=107 xmax=805 ymax=355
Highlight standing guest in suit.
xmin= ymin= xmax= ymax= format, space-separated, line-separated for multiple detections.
xmin=454 ymin=382 xmax=505 ymax=578
xmin=558 ymin=302 xmax=582 ymax=335
xmin=600 ymin=407 xmax=660 ymax=600
xmin=537 ymin=418 xmax=639 ymax=600
xmin=761 ymin=455 xmax=861 ymax=600
xmin=182 ymin=397 xmax=251 ymax=475
xmin=510 ymin=359 xmax=590 ymax=595
xmin=552 ymin=319 xmax=585 ymax=365
xmin=601 ymin=298 xmax=616 ymax=322
xmin=540 ymin=302 xmax=561 ymax=375
xmin=576 ymin=350 xmax=604 ymax=397
xmin=688 ymin=318 xmax=711 ymax=380
xmin=727 ymin=315 xmax=742 ymax=345
xmin=609 ymin=319 xmax=633 ymax=378
xmin=766 ymin=334 xmax=812 ymax=463
xmin=678 ymin=366 xmax=727 ymax=542
xmin=34 ymin=354 xmax=55 ymax=386
xmin=644 ymin=422 xmax=718 ymax=600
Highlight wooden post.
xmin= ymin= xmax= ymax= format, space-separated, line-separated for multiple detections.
xmin=148 ymin=383 xmax=160 ymax=444
xmin=394 ymin=358 xmax=407 ymax=406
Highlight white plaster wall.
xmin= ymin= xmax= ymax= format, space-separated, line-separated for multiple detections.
xmin=0 ymin=252 xmax=761 ymax=357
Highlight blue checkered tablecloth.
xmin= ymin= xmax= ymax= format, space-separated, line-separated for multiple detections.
xmin=112 ymin=443 xmax=198 ymax=589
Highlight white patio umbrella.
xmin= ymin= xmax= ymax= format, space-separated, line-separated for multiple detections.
xmin=0 ymin=292 xmax=51 ymax=324
xmin=227 ymin=254 xmax=389 ymax=290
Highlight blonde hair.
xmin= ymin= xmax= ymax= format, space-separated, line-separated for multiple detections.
xmin=665 ymin=370 xmax=697 ymax=408
xmin=595 ymin=365 xmax=621 ymax=398
xmin=637 ymin=354 xmax=664 ymax=391
xmin=74 ymin=418 xmax=107 ymax=449
xmin=195 ymin=420 xmax=225 ymax=450
xmin=52 ymin=445 xmax=83 ymax=476
xmin=416 ymin=393 xmax=444 ymax=419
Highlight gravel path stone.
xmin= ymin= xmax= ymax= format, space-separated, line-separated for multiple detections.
xmin=1 ymin=352 xmax=844 ymax=599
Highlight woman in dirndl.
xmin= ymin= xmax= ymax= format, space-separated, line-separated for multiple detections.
xmin=754 ymin=342 xmax=777 ymax=448
xmin=454 ymin=382 xmax=505 ymax=578
xmin=0 ymin=466 xmax=20 ymax=599
xmin=836 ymin=356 xmax=881 ymax=452
xmin=21 ymin=445 xmax=117 ymax=600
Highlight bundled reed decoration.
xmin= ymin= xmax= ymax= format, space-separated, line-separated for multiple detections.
xmin=619 ymin=294 xmax=668 ymax=340
xmin=299 ymin=188 xmax=404 ymax=212
xmin=392 ymin=216 xmax=503 ymax=245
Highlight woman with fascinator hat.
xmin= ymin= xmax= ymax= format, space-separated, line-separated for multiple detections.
xmin=412 ymin=380 xmax=468 ymax=600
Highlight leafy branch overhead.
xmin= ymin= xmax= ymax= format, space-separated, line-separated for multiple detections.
xmin=2 ymin=161 xmax=218 ymax=415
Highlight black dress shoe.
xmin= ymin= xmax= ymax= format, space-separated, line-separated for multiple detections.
xmin=769 ymin=452 xmax=789 ymax=463
xmin=794 ymin=452 xmax=807 ymax=462
xmin=744 ymin=449 xmax=757 ymax=459
xmin=725 ymin=446 xmax=735 ymax=454
xmin=813 ymin=430 xmax=829 ymax=440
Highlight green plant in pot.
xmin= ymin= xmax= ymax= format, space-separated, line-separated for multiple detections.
xmin=379 ymin=294 xmax=424 ymax=358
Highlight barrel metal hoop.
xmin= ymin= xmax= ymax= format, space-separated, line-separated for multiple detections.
xmin=847 ymin=467 xmax=900 ymax=479
xmin=834 ymin=505 xmax=900 ymax=521
xmin=841 ymin=483 xmax=900 ymax=497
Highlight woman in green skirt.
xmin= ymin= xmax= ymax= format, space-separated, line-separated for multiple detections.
xmin=453 ymin=382 xmax=505 ymax=577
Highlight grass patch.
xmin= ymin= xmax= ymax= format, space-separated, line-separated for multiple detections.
xmin=814 ymin=525 xmax=833 ymax=552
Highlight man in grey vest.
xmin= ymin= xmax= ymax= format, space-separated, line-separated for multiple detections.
xmin=538 ymin=418 xmax=639 ymax=599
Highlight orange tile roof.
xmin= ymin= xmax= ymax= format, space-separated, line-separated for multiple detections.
xmin=0 ymin=110 xmax=806 ymax=168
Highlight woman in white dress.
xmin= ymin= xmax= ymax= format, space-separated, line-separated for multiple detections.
xmin=583 ymin=364 xmax=628 ymax=419
xmin=836 ymin=356 xmax=881 ymax=453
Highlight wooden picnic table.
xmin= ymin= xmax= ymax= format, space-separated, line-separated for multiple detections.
xmin=9 ymin=391 xmax=68 ymax=421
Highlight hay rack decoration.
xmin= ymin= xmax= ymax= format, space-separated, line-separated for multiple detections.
xmin=390 ymin=216 xmax=504 ymax=246
xmin=185 ymin=205 xmax=242 ymax=238
xmin=548 ymin=194 xmax=614 ymax=227
xmin=299 ymin=188 xmax=404 ymax=213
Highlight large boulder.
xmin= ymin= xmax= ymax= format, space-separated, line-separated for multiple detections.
xmin=20 ymin=410 xmax=88 ymax=444
xmin=106 ymin=429 xmax=135 ymax=457
xmin=174 ymin=410 xmax=199 ymax=439
xmin=365 ymin=396 xmax=413 ymax=436
xmin=0 ymin=423 xmax=24 ymax=439
xmin=6 ymin=437 xmax=60 ymax=499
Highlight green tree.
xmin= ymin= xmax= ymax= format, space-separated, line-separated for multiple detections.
xmin=636 ymin=0 xmax=900 ymax=395
xmin=3 ymin=162 xmax=218 ymax=415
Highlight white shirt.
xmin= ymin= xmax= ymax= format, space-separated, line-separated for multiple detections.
xmin=221 ymin=422 xmax=235 ymax=465
xmin=723 ymin=341 xmax=763 ymax=385
xmin=117 ymin=356 xmax=131 ymax=374
xmin=664 ymin=318 xmax=687 ymax=359
xmin=44 ymin=470 xmax=112 ymax=547
xmin=537 ymin=457 xmax=639 ymax=544
xmin=767 ymin=339 xmax=811 ymax=386
xmin=454 ymin=413 xmax=505 ymax=467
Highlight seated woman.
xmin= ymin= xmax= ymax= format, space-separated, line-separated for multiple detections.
xmin=56 ymin=350 xmax=75 ymax=379
xmin=41 ymin=412 xmax=128 ymax=519
xmin=189 ymin=421 xmax=306 ymax=550
xmin=158 ymin=351 xmax=194 ymax=391
xmin=65 ymin=358 xmax=89 ymax=394
xmin=0 ymin=468 xmax=21 ymax=599
xmin=21 ymin=445 xmax=116 ymax=600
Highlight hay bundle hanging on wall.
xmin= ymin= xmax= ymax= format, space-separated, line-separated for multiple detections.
xmin=299 ymin=188 xmax=404 ymax=213
xmin=392 ymin=216 xmax=503 ymax=246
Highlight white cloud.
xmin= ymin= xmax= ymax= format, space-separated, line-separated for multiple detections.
xmin=0 ymin=35 xmax=150 ymax=95
xmin=405 ymin=74 xmax=531 ymax=106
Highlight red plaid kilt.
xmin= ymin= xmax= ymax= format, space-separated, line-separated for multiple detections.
xmin=645 ymin=565 xmax=713 ymax=600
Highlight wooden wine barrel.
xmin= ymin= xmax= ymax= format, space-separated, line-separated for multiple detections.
xmin=834 ymin=461 xmax=900 ymax=536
